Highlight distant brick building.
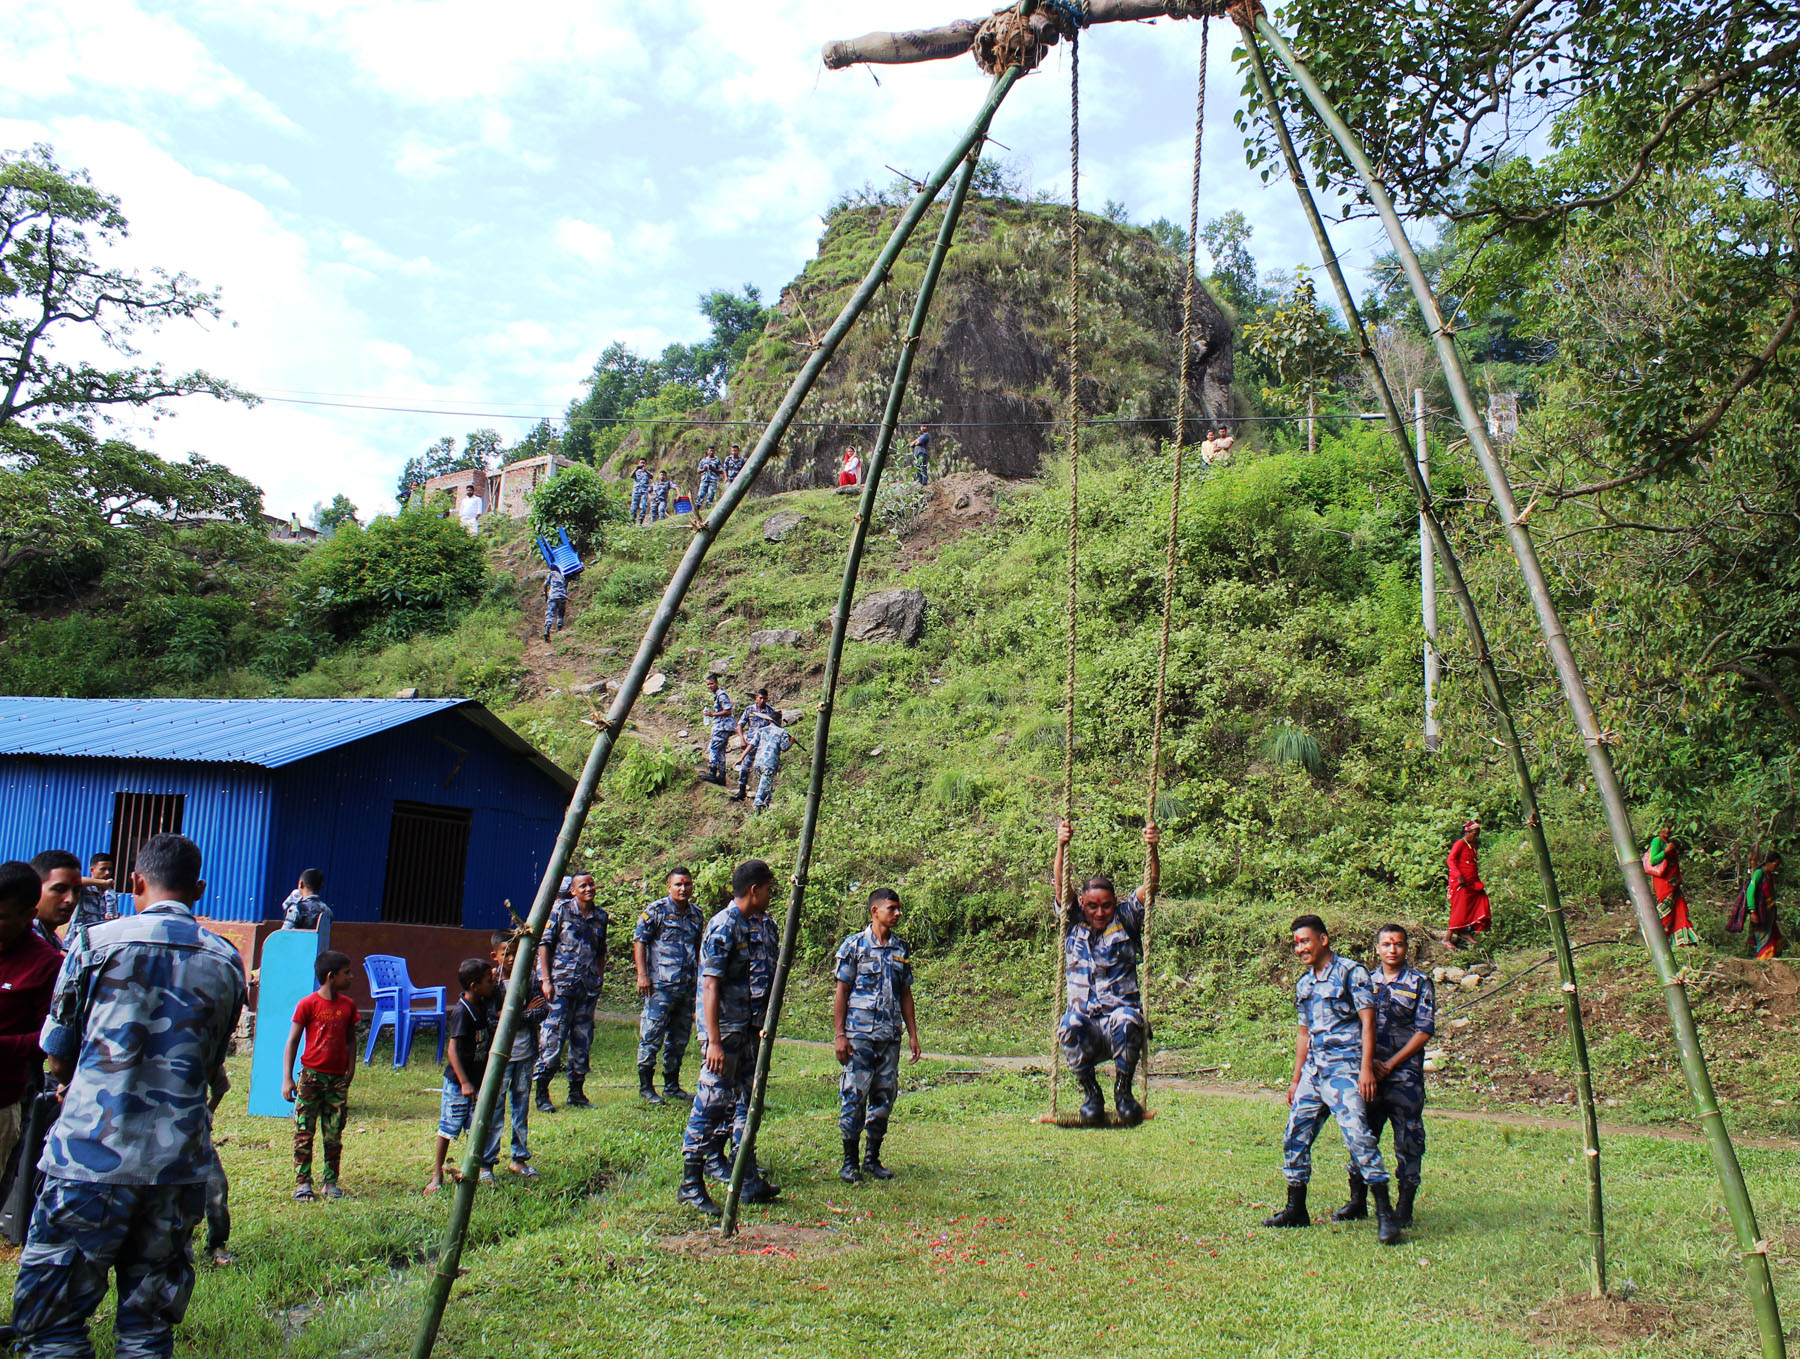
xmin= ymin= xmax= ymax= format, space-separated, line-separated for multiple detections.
xmin=419 ymin=455 xmax=574 ymax=520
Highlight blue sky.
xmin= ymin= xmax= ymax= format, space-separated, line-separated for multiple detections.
xmin=4 ymin=1 xmax=1390 ymax=518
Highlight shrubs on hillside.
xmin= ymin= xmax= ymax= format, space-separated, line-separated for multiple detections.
xmin=290 ymin=499 xmax=486 ymax=642
xmin=527 ymin=461 xmax=625 ymax=553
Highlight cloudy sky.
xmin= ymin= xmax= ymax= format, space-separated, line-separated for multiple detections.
xmin=3 ymin=1 xmax=1389 ymax=520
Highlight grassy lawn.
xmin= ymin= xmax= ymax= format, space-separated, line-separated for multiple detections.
xmin=4 ymin=1020 xmax=1792 ymax=1358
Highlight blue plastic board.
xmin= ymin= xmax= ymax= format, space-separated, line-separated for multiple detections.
xmin=247 ymin=929 xmax=321 ymax=1117
xmin=674 ymin=497 xmax=693 ymax=514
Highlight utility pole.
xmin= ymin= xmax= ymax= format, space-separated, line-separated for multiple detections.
xmin=1417 ymin=388 xmax=1439 ymax=751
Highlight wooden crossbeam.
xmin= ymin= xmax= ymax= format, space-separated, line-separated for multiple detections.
xmin=823 ymin=0 xmax=1222 ymax=70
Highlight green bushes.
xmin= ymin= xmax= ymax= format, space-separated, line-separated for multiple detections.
xmin=289 ymin=501 xmax=486 ymax=643
xmin=526 ymin=463 xmax=625 ymax=553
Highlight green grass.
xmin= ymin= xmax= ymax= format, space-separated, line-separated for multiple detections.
xmin=8 ymin=1021 xmax=1791 ymax=1357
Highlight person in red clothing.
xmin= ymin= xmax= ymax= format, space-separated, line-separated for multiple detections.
xmin=0 ymin=861 xmax=60 ymax=1175
xmin=282 ymin=950 xmax=358 ymax=1202
xmin=1444 ymin=820 xmax=1492 ymax=950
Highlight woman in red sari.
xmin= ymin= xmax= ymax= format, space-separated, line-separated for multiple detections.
xmin=1445 ymin=820 xmax=1491 ymax=949
xmin=838 ymin=446 xmax=863 ymax=486
xmin=1645 ymin=824 xmax=1698 ymax=947
xmin=1739 ymin=852 xmax=1784 ymax=960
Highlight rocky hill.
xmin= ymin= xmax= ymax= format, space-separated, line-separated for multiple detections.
xmin=631 ymin=198 xmax=1232 ymax=490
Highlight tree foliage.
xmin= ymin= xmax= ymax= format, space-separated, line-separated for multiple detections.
xmin=525 ymin=461 xmax=624 ymax=554
xmin=290 ymin=501 xmax=486 ymax=642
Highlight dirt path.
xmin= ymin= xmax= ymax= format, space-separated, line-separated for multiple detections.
xmin=594 ymin=1011 xmax=1800 ymax=1152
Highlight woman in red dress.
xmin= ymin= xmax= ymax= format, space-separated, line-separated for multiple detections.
xmin=1644 ymin=824 xmax=1697 ymax=947
xmin=838 ymin=446 xmax=862 ymax=486
xmin=1445 ymin=820 xmax=1491 ymax=949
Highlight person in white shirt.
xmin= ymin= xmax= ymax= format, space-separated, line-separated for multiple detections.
xmin=458 ymin=485 xmax=485 ymax=534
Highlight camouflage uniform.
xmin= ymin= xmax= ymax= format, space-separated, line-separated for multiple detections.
xmin=650 ymin=478 xmax=671 ymax=522
xmin=835 ymin=926 xmax=913 ymax=1139
xmin=292 ymin=1070 xmax=352 ymax=1186
xmin=1282 ymin=953 xmax=1389 ymax=1186
xmin=68 ymin=886 xmax=118 ymax=937
xmin=544 ymin=567 xmax=568 ymax=637
xmin=911 ymin=430 xmax=931 ymax=486
xmin=281 ymin=890 xmax=334 ymax=951
xmin=736 ymin=702 xmax=775 ymax=777
xmin=630 ymin=466 xmax=652 ymax=523
xmin=533 ymin=897 xmax=608 ymax=1081
xmin=1057 ymin=890 xmax=1146 ymax=1075
xmin=749 ymin=724 xmax=793 ymax=809
xmin=634 ymin=895 xmax=703 ymax=1081
xmin=724 ymin=450 xmax=746 ymax=483
xmin=696 ymin=454 xmax=723 ymax=509
xmin=704 ymin=688 xmax=735 ymax=779
xmin=680 ymin=904 xmax=761 ymax=1158
xmin=14 ymin=900 xmax=246 ymax=1358
xmin=730 ymin=911 xmax=782 ymax=1149
xmin=1368 ymin=966 xmax=1434 ymax=1187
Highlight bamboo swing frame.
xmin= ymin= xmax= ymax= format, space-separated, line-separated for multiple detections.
xmin=409 ymin=5 xmax=1788 ymax=1354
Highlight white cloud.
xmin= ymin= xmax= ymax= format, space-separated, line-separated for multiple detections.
xmin=553 ymin=219 xmax=614 ymax=268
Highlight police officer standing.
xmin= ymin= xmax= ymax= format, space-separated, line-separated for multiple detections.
xmin=1052 ymin=820 xmax=1159 ymax=1127
xmin=723 ymin=444 xmax=746 ymax=484
xmin=12 ymin=833 xmax=246 ymax=1357
xmin=677 ymin=860 xmax=778 ymax=1215
xmin=1334 ymin=923 xmax=1434 ymax=1229
xmin=729 ymin=689 xmax=776 ymax=803
xmin=1263 ymin=914 xmax=1401 ymax=1245
xmin=533 ymin=873 xmax=608 ymax=1113
xmin=633 ymin=867 xmax=703 ymax=1105
xmin=629 ymin=459 xmax=652 ymax=524
xmin=834 ymin=888 xmax=921 ymax=1183
xmin=696 ymin=447 xmax=724 ymax=509
xmin=719 ymin=901 xmax=781 ymax=1190
xmin=700 ymin=676 xmax=734 ymax=786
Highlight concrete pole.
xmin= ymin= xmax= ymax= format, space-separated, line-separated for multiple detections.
xmin=1418 ymin=388 xmax=1440 ymax=751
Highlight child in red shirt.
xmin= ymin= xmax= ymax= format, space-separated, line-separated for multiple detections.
xmin=282 ymin=949 xmax=358 ymax=1201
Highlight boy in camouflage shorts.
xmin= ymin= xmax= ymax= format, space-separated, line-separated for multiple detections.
xmin=282 ymin=950 xmax=359 ymax=1201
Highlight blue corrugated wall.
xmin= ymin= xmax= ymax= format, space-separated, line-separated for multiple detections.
xmin=0 ymin=757 xmax=272 ymax=919
xmin=0 ymin=708 xmax=567 ymax=930
xmin=264 ymin=708 xmax=564 ymax=930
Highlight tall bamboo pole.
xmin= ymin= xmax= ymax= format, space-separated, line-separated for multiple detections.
xmin=407 ymin=68 xmax=1023 ymax=1358
xmin=1419 ymin=390 xmax=1441 ymax=753
xmin=720 ymin=88 xmax=1015 ymax=1234
xmin=1253 ymin=19 xmax=1783 ymax=1349
xmin=1238 ymin=26 xmax=1606 ymax=1293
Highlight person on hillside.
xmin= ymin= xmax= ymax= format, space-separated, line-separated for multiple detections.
xmin=543 ymin=565 xmax=570 ymax=644
xmin=1444 ymin=821 xmax=1491 ymax=950
xmin=282 ymin=950 xmax=359 ymax=1202
xmin=724 ymin=444 xmax=747 ymax=484
xmin=1735 ymin=852 xmax=1784 ymax=960
xmin=533 ymin=872 xmax=608 ymax=1113
xmin=458 ymin=483 xmax=485 ymax=535
xmin=911 ymin=426 xmax=932 ymax=486
xmin=1213 ymin=425 xmax=1236 ymax=461
xmin=280 ymin=868 xmax=333 ymax=949
xmin=0 ymin=862 xmax=58 ymax=1186
xmin=677 ymin=860 xmax=780 ymax=1215
xmin=27 ymin=851 xmax=79 ymax=953
xmin=651 ymin=469 xmax=673 ymax=522
xmin=634 ymin=867 xmax=703 ymax=1105
xmin=70 ymin=854 xmax=119 ymax=936
xmin=12 ymin=833 xmax=247 ymax=1357
xmin=747 ymin=714 xmax=795 ymax=812
xmin=1199 ymin=428 xmax=1218 ymax=464
xmin=629 ymin=459 xmax=652 ymax=524
xmin=1263 ymin=914 xmax=1400 ymax=1246
xmin=427 ymin=958 xmax=499 ymax=1193
xmin=834 ymin=888 xmax=921 ymax=1184
xmin=729 ymin=689 xmax=776 ymax=803
xmin=1335 ymin=924 xmax=1433 ymax=1230
xmin=696 ymin=447 xmax=724 ymax=509
xmin=839 ymin=446 xmax=863 ymax=487
xmin=485 ymin=931 xmax=545 ymax=1178
xmin=1051 ymin=820 xmax=1158 ymax=1128
xmin=1645 ymin=824 xmax=1697 ymax=947
xmin=700 ymin=675 xmax=735 ymax=785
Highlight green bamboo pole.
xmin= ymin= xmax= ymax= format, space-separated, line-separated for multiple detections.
xmin=406 ymin=67 xmax=1022 ymax=1358
xmin=1238 ymin=25 xmax=1605 ymax=1295
xmin=1254 ymin=19 xmax=1783 ymax=1351
xmin=720 ymin=80 xmax=1015 ymax=1236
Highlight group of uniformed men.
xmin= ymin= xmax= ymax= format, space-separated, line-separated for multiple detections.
xmin=628 ymin=445 xmax=749 ymax=525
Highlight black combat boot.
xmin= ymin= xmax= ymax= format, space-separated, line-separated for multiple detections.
xmin=663 ymin=1063 xmax=691 ymax=1101
xmin=1396 ymin=1181 xmax=1417 ymax=1229
xmin=533 ymin=1074 xmax=556 ymax=1114
xmin=1262 ymin=1183 xmax=1311 ymax=1227
xmin=677 ymin=1155 xmax=721 ymax=1217
xmin=840 ymin=1137 xmax=862 ymax=1183
xmin=638 ymin=1064 xmax=663 ymax=1104
xmin=705 ymin=1141 xmax=731 ymax=1182
xmin=1371 ymin=1181 xmax=1402 ymax=1245
xmin=728 ymin=771 xmax=749 ymax=802
xmin=566 ymin=1075 xmax=591 ymax=1109
xmin=742 ymin=1163 xmax=782 ymax=1204
xmin=862 ymin=1133 xmax=895 ymax=1180
xmin=1332 ymin=1173 xmax=1368 ymax=1222
xmin=1076 ymin=1071 xmax=1106 ymax=1127
xmin=1113 ymin=1055 xmax=1144 ymax=1126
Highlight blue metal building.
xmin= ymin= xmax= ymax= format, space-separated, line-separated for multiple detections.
xmin=0 ymin=698 xmax=575 ymax=929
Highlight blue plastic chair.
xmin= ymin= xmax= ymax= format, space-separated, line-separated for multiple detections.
xmin=534 ymin=527 xmax=585 ymax=579
xmin=362 ymin=954 xmax=447 ymax=1067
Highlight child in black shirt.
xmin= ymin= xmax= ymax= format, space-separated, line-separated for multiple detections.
xmin=426 ymin=958 xmax=498 ymax=1194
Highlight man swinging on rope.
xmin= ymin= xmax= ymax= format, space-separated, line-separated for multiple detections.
xmin=1052 ymin=820 xmax=1158 ymax=1127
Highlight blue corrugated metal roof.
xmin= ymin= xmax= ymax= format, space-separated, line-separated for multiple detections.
xmin=0 ymin=699 xmax=571 ymax=793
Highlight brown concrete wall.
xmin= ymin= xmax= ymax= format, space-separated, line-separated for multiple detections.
xmin=204 ymin=918 xmax=503 ymax=1017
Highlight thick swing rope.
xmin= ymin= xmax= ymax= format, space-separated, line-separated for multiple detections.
xmin=1139 ymin=15 xmax=1209 ymax=1115
xmin=1049 ymin=21 xmax=1083 ymax=1121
